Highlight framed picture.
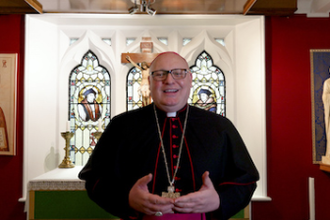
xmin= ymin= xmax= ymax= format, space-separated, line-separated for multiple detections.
xmin=310 ymin=49 xmax=330 ymax=163
xmin=0 ymin=54 xmax=17 ymax=156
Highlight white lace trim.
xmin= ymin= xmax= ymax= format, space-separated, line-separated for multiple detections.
xmin=28 ymin=180 xmax=86 ymax=191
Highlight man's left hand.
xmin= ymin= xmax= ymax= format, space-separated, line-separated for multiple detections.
xmin=173 ymin=171 xmax=220 ymax=213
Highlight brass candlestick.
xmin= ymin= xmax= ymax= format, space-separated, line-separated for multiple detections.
xmin=58 ymin=131 xmax=75 ymax=168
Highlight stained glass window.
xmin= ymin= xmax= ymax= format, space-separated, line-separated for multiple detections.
xmin=158 ymin=37 xmax=168 ymax=45
xmin=69 ymin=50 xmax=111 ymax=166
xmin=127 ymin=66 xmax=144 ymax=111
xmin=70 ymin=38 xmax=79 ymax=45
xmin=183 ymin=38 xmax=192 ymax=46
xmin=102 ymin=38 xmax=111 ymax=46
xmin=214 ymin=38 xmax=225 ymax=46
xmin=126 ymin=38 xmax=136 ymax=46
xmin=189 ymin=51 xmax=225 ymax=116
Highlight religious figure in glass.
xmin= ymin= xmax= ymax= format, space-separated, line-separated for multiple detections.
xmin=195 ymin=88 xmax=217 ymax=113
xmin=78 ymin=87 xmax=102 ymax=122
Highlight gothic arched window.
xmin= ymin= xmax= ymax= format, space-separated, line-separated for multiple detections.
xmin=127 ymin=66 xmax=144 ymax=111
xmin=189 ymin=51 xmax=225 ymax=116
xmin=68 ymin=50 xmax=111 ymax=166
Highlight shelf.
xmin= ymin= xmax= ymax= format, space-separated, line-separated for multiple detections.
xmin=320 ymin=163 xmax=330 ymax=173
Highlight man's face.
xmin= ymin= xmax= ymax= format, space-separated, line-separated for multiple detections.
xmin=149 ymin=53 xmax=192 ymax=112
xmin=200 ymin=93 xmax=208 ymax=103
xmin=87 ymin=93 xmax=95 ymax=103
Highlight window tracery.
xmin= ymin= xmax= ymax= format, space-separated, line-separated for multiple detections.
xmin=189 ymin=51 xmax=226 ymax=116
xmin=68 ymin=50 xmax=111 ymax=165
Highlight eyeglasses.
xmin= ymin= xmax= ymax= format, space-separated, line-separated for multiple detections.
xmin=151 ymin=69 xmax=188 ymax=81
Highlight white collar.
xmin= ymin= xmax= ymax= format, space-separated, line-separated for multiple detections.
xmin=166 ymin=112 xmax=177 ymax=117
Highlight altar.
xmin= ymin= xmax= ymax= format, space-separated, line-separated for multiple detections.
xmin=27 ymin=166 xmax=118 ymax=220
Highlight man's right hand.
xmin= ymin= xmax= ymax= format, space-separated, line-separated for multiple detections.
xmin=126 ymin=55 xmax=131 ymax=62
xmin=129 ymin=173 xmax=175 ymax=215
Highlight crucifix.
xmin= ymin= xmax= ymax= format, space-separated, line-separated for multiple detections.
xmin=121 ymin=37 xmax=159 ymax=106
xmin=162 ymin=185 xmax=180 ymax=199
xmin=120 ymin=37 xmax=159 ymax=65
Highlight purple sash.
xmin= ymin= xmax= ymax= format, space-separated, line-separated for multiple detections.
xmin=142 ymin=213 xmax=206 ymax=220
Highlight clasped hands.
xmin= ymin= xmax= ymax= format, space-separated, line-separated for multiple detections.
xmin=128 ymin=171 xmax=220 ymax=216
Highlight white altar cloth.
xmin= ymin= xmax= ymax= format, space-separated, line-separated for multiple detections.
xmin=28 ymin=166 xmax=85 ymax=191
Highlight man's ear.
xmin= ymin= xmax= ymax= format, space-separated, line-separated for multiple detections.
xmin=189 ymin=72 xmax=193 ymax=87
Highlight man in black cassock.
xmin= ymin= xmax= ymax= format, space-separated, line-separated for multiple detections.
xmin=79 ymin=52 xmax=259 ymax=220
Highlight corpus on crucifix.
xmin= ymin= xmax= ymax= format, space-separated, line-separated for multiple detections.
xmin=121 ymin=39 xmax=159 ymax=107
xmin=126 ymin=55 xmax=151 ymax=106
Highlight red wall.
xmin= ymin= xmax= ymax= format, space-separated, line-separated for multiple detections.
xmin=252 ymin=15 xmax=330 ymax=219
xmin=2 ymin=14 xmax=330 ymax=220
xmin=0 ymin=15 xmax=26 ymax=220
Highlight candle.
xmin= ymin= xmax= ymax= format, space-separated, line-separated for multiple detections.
xmin=309 ymin=177 xmax=315 ymax=220
xmin=66 ymin=121 xmax=70 ymax=132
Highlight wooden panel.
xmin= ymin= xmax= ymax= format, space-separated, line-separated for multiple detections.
xmin=247 ymin=0 xmax=297 ymax=16
xmin=18 ymin=0 xmax=250 ymax=14
xmin=121 ymin=53 xmax=159 ymax=64
xmin=0 ymin=0 xmax=298 ymax=16
xmin=29 ymin=191 xmax=35 ymax=220
xmin=0 ymin=0 xmax=42 ymax=14
xmin=320 ymin=163 xmax=330 ymax=172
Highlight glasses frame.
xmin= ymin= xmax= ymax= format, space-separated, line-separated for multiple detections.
xmin=151 ymin=68 xmax=188 ymax=81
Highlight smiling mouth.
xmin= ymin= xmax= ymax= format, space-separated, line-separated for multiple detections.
xmin=164 ymin=89 xmax=178 ymax=93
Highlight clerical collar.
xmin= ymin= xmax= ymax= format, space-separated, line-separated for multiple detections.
xmin=167 ymin=112 xmax=177 ymax=117
xmin=153 ymin=104 xmax=188 ymax=118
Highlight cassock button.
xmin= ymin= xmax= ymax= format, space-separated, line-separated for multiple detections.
xmin=172 ymin=144 xmax=178 ymax=148
xmin=175 ymin=188 xmax=182 ymax=192
xmin=175 ymin=177 xmax=181 ymax=180
xmin=172 ymin=125 xmax=178 ymax=129
xmin=172 ymin=135 xmax=178 ymax=139
xmin=174 ymin=165 xmax=180 ymax=169
xmin=173 ymin=154 xmax=178 ymax=159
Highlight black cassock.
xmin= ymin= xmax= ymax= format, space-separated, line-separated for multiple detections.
xmin=79 ymin=104 xmax=259 ymax=220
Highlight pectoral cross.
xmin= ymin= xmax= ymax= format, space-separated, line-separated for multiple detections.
xmin=162 ymin=185 xmax=180 ymax=198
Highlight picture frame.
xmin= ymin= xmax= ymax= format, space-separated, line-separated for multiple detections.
xmin=310 ymin=49 xmax=330 ymax=163
xmin=0 ymin=53 xmax=17 ymax=156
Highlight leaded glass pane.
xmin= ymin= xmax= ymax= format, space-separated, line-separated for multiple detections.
xmin=127 ymin=67 xmax=144 ymax=111
xmin=183 ymin=38 xmax=192 ymax=46
xmin=102 ymin=38 xmax=111 ymax=46
xmin=69 ymin=50 xmax=111 ymax=166
xmin=215 ymin=38 xmax=225 ymax=46
xmin=126 ymin=38 xmax=136 ymax=46
xmin=158 ymin=37 xmax=168 ymax=45
xmin=70 ymin=38 xmax=79 ymax=45
xmin=189 ymin=51 xmax=225 ymax=116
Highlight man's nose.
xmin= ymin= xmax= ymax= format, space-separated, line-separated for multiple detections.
xmin=164 ymin=72 xmax=175 ymax=83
